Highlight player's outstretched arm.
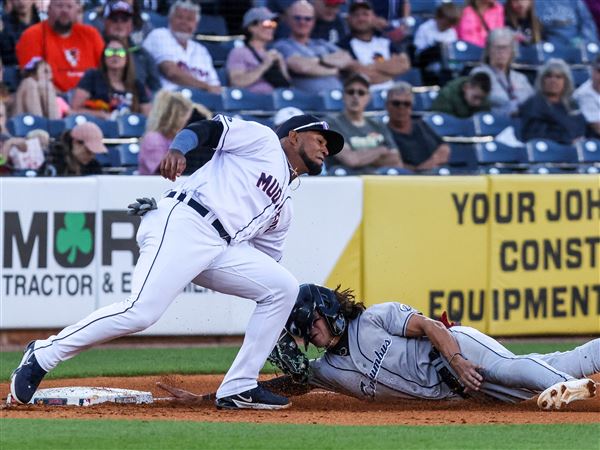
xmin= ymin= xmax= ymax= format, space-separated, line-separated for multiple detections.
xmin=406 ymin=315 xmax=484 ymax=391
xmin=159 ymin=149 xmax=186 ymax=181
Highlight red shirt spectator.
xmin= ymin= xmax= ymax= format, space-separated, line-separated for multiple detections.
xmin=15 ymin=0 xmax=104 ymax=93
xmin=457 ymin=0 xmax=504 ymax=48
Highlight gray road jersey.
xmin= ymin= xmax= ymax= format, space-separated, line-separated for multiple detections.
xmin=307 ymin=303 xmax=600 ymax=403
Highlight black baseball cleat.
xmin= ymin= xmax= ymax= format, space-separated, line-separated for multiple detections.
xmin=10 ymin=341 xmax=47 ymax=404
xmin=215 ymin=385 xmax=290 ymax=410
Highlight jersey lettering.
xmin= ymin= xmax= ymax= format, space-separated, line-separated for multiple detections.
xmin=359 ymin=338 xmax=392 ymax=398
xmin=256 ymin=172 xmax=283 ymax=204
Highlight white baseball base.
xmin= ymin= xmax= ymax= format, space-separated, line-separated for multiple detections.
xmin=6 ymin=387 xmax=154 ymax=406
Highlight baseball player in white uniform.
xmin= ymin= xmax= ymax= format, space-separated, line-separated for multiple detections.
xmin=158 ymin=284 xmax=599 ymax=411
xmin=10 ymin=115 xmax=344 ymax=410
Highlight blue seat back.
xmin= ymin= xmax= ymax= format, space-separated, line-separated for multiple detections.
xmin=222 ymin=88 xmax=275 ymax=112
xmin=444 ymin=40 xmax=483 ymax=64
xmin=413 ymin=90 xmax=438 ymax=112
xmin=321 ymin=89 xmax=344 ymax=111
xmin=96 ymin=146 xmax=121 ymax=167
xmin=539 ymin=42 xmax=583 ymax=65
xmin=3 ymin=65 xmax=20 ymax=91
xmin=178 ymin=87 xmax=224 ymax=111
xmin=526 ymin=139 xmax=578 ymax=163
xmin=473 ymin=112 xmax=512 ymax=136
xmin=7 ymin=114 xmax=49 ymax=137
xmin=196 ymin=14 xmax=229 ymax=35
xmin=423 ymin=112 xmax=476 ymax=137
xmin=448 ymin=143 xmax=478 ymax=169
xmin=366 ymin=89 xmax=388 ymax=111
xmin=117 ymin=114 xmax=147 ymax=137
xmin=395 ymin=68 xmax=423 ymax=86
xmin=273 ymin=88 xmax=324 ymax=111
xmin=576 ymin=139 xmax=600 ymax=163
xmin=475 ymin=141 xmax=528 ymax=164
xmin=115 ymin=143 xmax=140 ymax=166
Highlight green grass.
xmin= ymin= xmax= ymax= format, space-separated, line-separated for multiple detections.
xmin=0 ymin=342 xmax=586 ymax=381
xmin=0 ymin=420 xmax=598 ymax=450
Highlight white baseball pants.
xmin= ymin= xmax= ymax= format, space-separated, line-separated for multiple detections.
xmin=32 ymin=197 xmax=299 ymax=398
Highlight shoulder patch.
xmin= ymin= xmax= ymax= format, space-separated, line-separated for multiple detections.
xmin=398 ymin=304 xmax=412 ymax=312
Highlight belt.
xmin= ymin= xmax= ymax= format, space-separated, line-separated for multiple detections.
xmin=166 ymin=191 xmax=231 ymax=244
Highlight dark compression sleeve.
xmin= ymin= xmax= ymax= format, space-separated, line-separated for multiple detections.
xmin=169 ymin=120 xmax=225 ymax=155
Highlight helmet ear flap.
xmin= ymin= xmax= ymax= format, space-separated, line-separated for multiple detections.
xmin=314 ymin=285 xmax=346 ymax=337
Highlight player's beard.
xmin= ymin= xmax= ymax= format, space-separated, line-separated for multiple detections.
xmin=299 ymin=145 xmax=322 ymax=176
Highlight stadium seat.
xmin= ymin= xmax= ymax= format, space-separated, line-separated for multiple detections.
xmin=443 ymin=40 xmax=483 ymax=65
xmin=321 ymin=89 xmax=344 ymax=111
xmin=142 ymin=11 xmax=167 ymax=29
xmin=576 ymin=139 xmax=600 ymax=163
xmin=413 ymin=89 xmax=438 ymax=112
xmin=96 ymin=146 xmax=121 ymax=167
xmin=571 ymin=67 xmax=591 ymax=88
xmin=423 ymin=113 xmax=476 ymax=137
xmin=222 ymin=88 xmax=275 ymax=112
xmin=178 ymin=87 xmax=224 ymax=111
xmin=409 ymin=0 xmax=439 ymax=16
xmin=116 ymin=113 xmax=147 ymax=137
xmin=216 ymin=67 xmax=229 ymax=86
xmin=395 ymin=68 xmax=424 ymax=87
xmin=514 ymin=44 xmax=542 ymax=66
xmin=63 ymin=114 xmax=120 ymax=138
xmin=3 ymin=65 xmax=20 ymax=91
xmin=447 ymin=143 xmax=478 ymax=170
xmin=272 ymin=88 xmax=325 ymax=112
xmin=235 ymin=114 xmax=274 ymax=129
xmin=584 ymin=41 xmax=599 ymax=63
xmin=366 ymin=89 xmax=388 ymax=111
xmin=200 ymin=40 xmax=238 ymax=68
xmin=196 ymin=14 xmax=229 ymax=35
xmin=475 ymin=141 xmax=528 ymax=165
xmin=115 ymin=143 xmax=140 ymax=166
xmin=7 ymin=114 xmax=49 ymax=137
xmin=539 ymin=42 xmax=583 ymax=65
xmin=47 ymin=119 xmax=66 ymax=138
xmin=473 ymin=112 xmax=512 ymax=136
xmin=526 ymin=139 xmax=578 ymax=164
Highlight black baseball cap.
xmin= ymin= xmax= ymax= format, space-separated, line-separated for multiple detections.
xmin=276 ymin=114 xmax=344 ymax=155
xmin=103 ymin=0 xmax=133 ymax=18
xmin=349 ymin=0 xmax=372 ymax=13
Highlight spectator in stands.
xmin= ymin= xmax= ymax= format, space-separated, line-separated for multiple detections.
xmin=584 ymin=0 xmax=600 ymax=35
xmin=432 ymin=72 xmax=492 ymax=118
xmin=312 ymin=0 xmax=347 ymax=45
xmin=520 ymin=58 xmax=587 ymax=144
xmin=274 ymin=0 xmax=355 ymax=93
xmin=226 ymin=7 xmax=291 ymax=94
xmin=14 ymin=57 xmax=60 ymax=118
xmin=94 ymin=0 xmax=153 ymax=46
xmin=338 ymin=0 xmax=410 ymax=91
xmin=0 ymin=0 xmax=41 ymax=65
xmin=101 ymin=0 xmax=161 ymax=94
xmin=573 ymin=55 xmax=600 ymax=138
xmin=457 ymin=0 xmax=504 ymax=48
xmin=15 ymin=0 xmax=105 ymax=93
xmin=0 ymin=59 xmax=15 ymax=115
xmin=371 ymin=0 xmax=411 ymax=45
xmin=142 ymin=0 xmax=221 ymax=93
xmin=45 ymin=121 xmax=107 ymax=176
xmin=138 ymin=89 xmax=192 ymax=175
xmin=413 ymin=3 xmax=460 ymax=86
xmin=535 ymin=0 xmax=598 ymax=46
xmin=326 ymin=72 xmax=402 ymax=173
xmin=470 ymin=28 xmax=534 ymax=117
xmin=70 ymin=37 xmax=151 ymax=119
xmin=504 ymin=0 xmax=542 ymax=45
xmin=386 ymin=81 xmax=450 ymax=172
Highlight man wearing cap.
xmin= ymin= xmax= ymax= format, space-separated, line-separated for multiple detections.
xmin=226 ymin=7 xmax=291 ymax=94
xmin=327 ymin=73 xmax=402 ymax=173
xmin=16 ymin=0 xmax=105 ymax=93
xmin=10 ymin=113 xmax=346 ymax=411
xmin=274 ymin=0 xmax=356 ymax=93
xmin=573 ymin=55 xmax=600 ymax=138
xmin=338 ymin=0 xmax=410 ymax=91
xmin=142 ymin=0 xmax=221 ymax=92
xmin=45 ymin=121 xmax=108 ymax=176
xmin=101 ymin=0 xmax=161 ymax=94
xmin=312 ymin=0 xmax=348 ymax=45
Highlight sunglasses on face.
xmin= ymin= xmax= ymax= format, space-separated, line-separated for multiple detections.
xmin=388 ymin=100 xmax=412 ymax=108
xmin=345 ymin=88 xmax=368 ymax=97
xmin=253 ymin=19 xmax=277 ymax=28
xmin=293 ymin=15 xmax=314 ymax=22
xmin=104 ymin=48 xmax=127 ymax=58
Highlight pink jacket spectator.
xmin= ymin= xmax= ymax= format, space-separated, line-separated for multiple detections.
xmin=457 ymin=3 xmax=504 ymax=48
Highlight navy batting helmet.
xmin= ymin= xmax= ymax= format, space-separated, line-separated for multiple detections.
xmin=286 ymin=284 xmax=347 ymax=348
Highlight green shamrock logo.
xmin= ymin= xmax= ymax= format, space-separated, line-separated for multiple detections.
xmin=56 ymin=213 xmax=93 ymax=264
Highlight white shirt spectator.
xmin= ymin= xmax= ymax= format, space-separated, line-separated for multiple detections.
xmin=573 ymin=79 xmax=600 ymax=124
xmin=143 ymin=27 xmax=220 ymax=91
xmin=413 ymin=18 xmax=457 ymax=54
xmin=348 ymin=36 xmax=395 ymax=90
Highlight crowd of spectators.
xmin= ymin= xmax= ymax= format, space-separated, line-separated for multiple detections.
xmin=0 ymin=0 xmax=599 ymax=176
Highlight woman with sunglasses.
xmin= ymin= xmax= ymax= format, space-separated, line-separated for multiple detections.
xmin=70 ymin=37 xmax=151 ymax=119
xmin=226 ymin=7 xmax=291 ymax=94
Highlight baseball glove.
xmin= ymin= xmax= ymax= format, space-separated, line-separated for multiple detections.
xmin=267 ymin=330 xmax=311 ymax=384
xmin=127 ymin=197 xmax=157 ymax=216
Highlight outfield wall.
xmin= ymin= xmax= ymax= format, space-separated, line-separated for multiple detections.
xmin=1 ymin=175 xmax=598 ymax=335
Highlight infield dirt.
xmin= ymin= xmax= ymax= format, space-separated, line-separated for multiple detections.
xmin=2 ymin=374 xmax=599 ymax=425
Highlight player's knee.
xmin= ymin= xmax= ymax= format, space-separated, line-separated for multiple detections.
xmin=129 ymin=309 xmax=162 ymax=331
